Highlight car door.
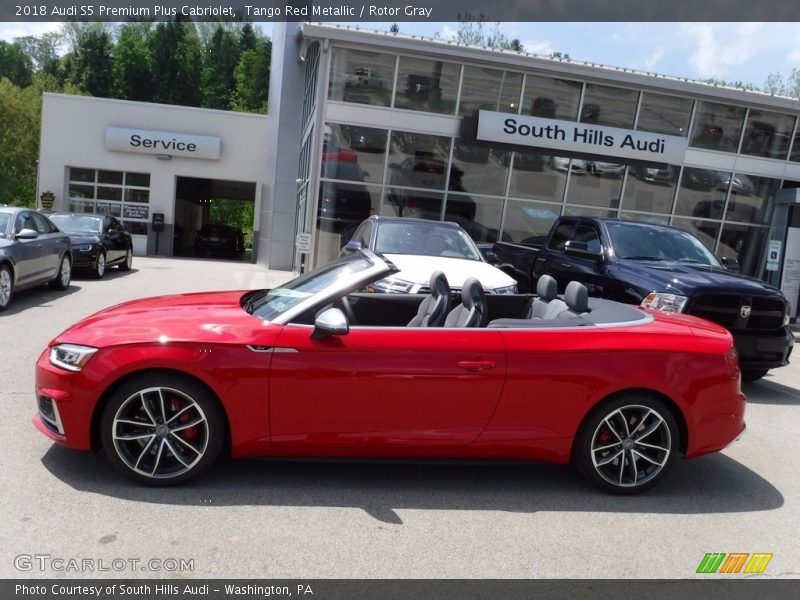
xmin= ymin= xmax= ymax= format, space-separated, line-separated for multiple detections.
xmin=268 ymin=323 xmax=507 ymax=449
xmin=105 ymin=217 xmax=126 ymax=262
xmin=11 ymin=212 xmax=43 ymax=285
xmin=30 ymin=211 xmax=63 ymax=279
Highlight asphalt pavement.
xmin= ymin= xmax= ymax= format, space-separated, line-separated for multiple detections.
xmin=0 ymin=256 xmax=798 ymax=579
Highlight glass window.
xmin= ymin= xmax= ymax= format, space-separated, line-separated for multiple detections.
xmin=123 ymin=221 xmax=148 ymax=235
xmin=565 ymin=160 xmax=623 ymax=209
xmin=562 ymin=205 xmax=618 ymax=218
xmin=395 ymin=56 xmax=460 ymax=115
xmin=322 ymin=124 xmax=386 ymax=185
xmin=636 ymin=93 xmax=692 ymax=137
xmin=673 ymin=167 xmax=730 ymax=220
xmin=69 ymin=168 xmax=94 ymax=183
xmin=740 ymin=110 xmax=796 ymax=159
xmin=96 ymin=201 xmax=122 ymax=217
xmin=520 ymin=74 xmax=582 ymax=121
xmin=724 ymin=174 xmax=781 ymax=226
xmin=68 ymin=199 xmax=94 ymax=213
xmin=689 ymin=101 xmax=746 ymax=153
xmin=97 ymin=170 xmax=123 ymax=184
xmin=621 ymin=164 xmax=679 ymax=214
xmin=508 ymin=152 xmax=567 ymax=202
xmin=501 ymin=199 xmax=560 ymax=244
xmin=328 ymin=47 xmax=395 ymax=107
xmin=125 ymin=172 xmax=150 ymax=187
xmin=547 ymin=221 xmax=574 ymax=250
xmin=717 ymin=223 xmax=770 ymax=277
xmin=618 ymin=211 xmax=670 ymax=226
xmin=97 ymin=186 xmax=122 ymax=201
xmin=670 ymin=217 xmax=720 ymax=254
xmin=791 ymin=128 xmax=800 ymax=163
xmin=382 ymin=188 xmax=443 ymax=221
xmin=451 ymin=142 xmax=509 ymax=196
xmin=123 ymin=204 xmax=149 ymax=219
xmin=387 ymin=131 xmax=452 ymax=191
xmin=68 ymin=184 xmax=94 ymax=199
xmin=459 ymin=66 xmax=522 ymax=116
xmin=445 ymin=194 xmax=504 ymax=242
xmin=317 ymin=182 xmax=380 ymax=237
xmin=125 ymin=189 xmax=149 ymax=203
xmin=580 ymin=84 xmax=639 ymax=129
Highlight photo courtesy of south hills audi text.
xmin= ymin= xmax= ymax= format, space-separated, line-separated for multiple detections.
xmin=21 ymin=4 xmax=434 ymax=18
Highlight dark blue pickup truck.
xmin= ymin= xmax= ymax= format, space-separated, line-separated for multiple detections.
xmin=491 ymin=217 xmax=793 ymax=381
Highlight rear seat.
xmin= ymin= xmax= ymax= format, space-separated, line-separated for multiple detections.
xmin=528 ymin=275 xmax=567 ymax=319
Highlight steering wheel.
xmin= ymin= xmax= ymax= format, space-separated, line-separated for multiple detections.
xmin=338 ymin=296 xmax=358 ymax=325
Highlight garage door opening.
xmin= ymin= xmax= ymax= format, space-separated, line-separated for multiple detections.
xmin=173 ymin=176 xmax=256 ymax=262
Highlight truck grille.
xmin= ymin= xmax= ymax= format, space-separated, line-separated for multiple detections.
xmin=687 ymin=293 xmax=785 ymax=332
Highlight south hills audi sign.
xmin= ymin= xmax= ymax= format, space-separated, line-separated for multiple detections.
xmin=476 ymin=110 xmax=688 ymax=164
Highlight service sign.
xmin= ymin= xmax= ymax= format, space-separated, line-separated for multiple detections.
xmin=105 ymin=127 xmax=221 ymax=160
xmin=476 ymin=110 xmax=688 ymax=164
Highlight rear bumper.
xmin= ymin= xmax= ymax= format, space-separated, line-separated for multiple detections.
xmin=733 ymin=327 xmax=794 ymax=370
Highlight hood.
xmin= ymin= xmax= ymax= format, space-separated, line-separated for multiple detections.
xmin=52 ymin=290 xmax=272 ymax=348
xmin=66 ymin=233 xmax=101 ymax=245
xmin=615 ymin=260 xmax=784 ymax=298
xmin=383 ymin=254 xmax=517 ymax=291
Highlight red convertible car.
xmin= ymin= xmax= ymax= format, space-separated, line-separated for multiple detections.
xmin=33 ymin=251 xmax=745 ymax=493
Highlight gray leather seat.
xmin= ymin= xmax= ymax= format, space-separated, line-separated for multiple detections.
xmin=444 ymin=278 xmax=487 ymax=327
xmin=408 ymin=271 xmax=450 ymax=327
xmin=528 ymin=274 xmax=568 ymax=319
xmin=560 ymin=280 xmax=590 ymax=316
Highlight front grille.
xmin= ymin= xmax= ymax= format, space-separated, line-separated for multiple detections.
xmin=37 ymin=395 xmax=64 ymax=434
xmin=687 ymin=293 xmax=785 ymax=332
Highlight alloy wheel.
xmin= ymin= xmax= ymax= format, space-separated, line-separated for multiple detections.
xmin=0 ymin=267 xmax=11 ymax=309
xmin=96 ymin=253 xmax=106 ymax=278
xmin=60 ymin=257 xmax=71 ymax=287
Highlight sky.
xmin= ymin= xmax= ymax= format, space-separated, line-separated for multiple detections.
xmin=2 ymin=21 xmax=800 ymax=89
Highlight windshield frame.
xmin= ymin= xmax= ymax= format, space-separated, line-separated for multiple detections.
xmin=248 ymin=249 xmax=396 ymax=324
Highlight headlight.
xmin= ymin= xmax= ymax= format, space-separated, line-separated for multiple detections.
xmin=367 ymin=277 xmax=414 ymax=293
xmin=784 ymin=302 xmax=792 ymax=327
xmin=642 ymin=292 xmax=688 ymax=313
xmin=75 ymin=245 xmax=93 ymax=252
xmin=493 ymin=285 xmax=518 ymax=295
xmin=49 ymin=344 xmax=99 ymax=372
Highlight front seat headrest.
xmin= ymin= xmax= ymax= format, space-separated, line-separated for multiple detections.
xmin=564 ymin=280 xmax=589 ymax=313
xmin=536 ymin=274 xmax=557 ymax=301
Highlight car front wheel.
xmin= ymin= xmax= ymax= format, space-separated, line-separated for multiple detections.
xmin=49 ymin=256 xmax=71 ymax=290
xmin=574 ymin=395 xmax=679 ymax=494
xmin=94 ymin=251 xmax=106 ymax=279
xmin=0 ymin=264 xmax=13 ymax=311
xmin=100 ymin=373 xmax=225 ymax=485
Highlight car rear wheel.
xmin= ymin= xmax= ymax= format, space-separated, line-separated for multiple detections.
xmin=118 ymin=248 xmax=133 ymax=271
xmin=94 ymin=251 xmax=106 ymax=279
xmin=574 ymin=394 xmax=679 ymax=494
xmin=0 ymin=264 xmax=13 ymax=311
xmin=100 ymin=373 xmax=225 ymax=485
xmin=49 ymin=256 xmax=71 ymax=290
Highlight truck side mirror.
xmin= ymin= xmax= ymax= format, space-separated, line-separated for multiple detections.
xmin=720 ymin=256 xmax=740 ymax=272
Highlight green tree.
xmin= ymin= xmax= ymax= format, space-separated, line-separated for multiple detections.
xmin=71 ymin=28 xmax=114 ymax=97
xmin=113 ymin=23 xmax=153 ymax=101
xmin=231 ymin=38 xmax=270 ymax=113
xmin=149 ymin=22 xmax=202 ymax=106
xmin=238 ymin=22 xmax=258 ymax=53
xmin=17 ymin=32 xmax=63 ymax=77
xmin=448 ymin=13 xmax=522 ymax=51
xmin=0 ymin=41 xmax=33 ymax=87
xmin=202 ymin=26 xmax=240 ymax=109
xmin=0 ymin=79 xmax=40 ymax=206
xmin=210 ymin=198 xmax=254 ymax=247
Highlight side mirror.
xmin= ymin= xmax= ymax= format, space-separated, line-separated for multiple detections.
xmin=720 ymin=256 xmax=740 ymax=272
xmin=565 ymin=241 xmax=604 ymax=263
xmin=485 ymin=251 xmax=499 ymax=264
xmin=16 ymin=228 xmax=39 ymax=240
xmin=311 ymin=307 xmax=349 ymax=339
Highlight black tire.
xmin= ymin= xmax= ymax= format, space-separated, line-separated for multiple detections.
xmin=573 ymin=394 xmax=679 ymax=494
xmin=741 ymin=369 xmax=768 ymax=382
xmin=118 ymin=248 xmax=133 ymax=271
xmin=49 ymin=255 xmax=71 ymax=290
xmin=100 ymin=372 xmax=226 ymax=486
xmin=0 ymin=264 xmax=13 ymax=312
xmin=93 ymin=251 xmax=106 ymax=279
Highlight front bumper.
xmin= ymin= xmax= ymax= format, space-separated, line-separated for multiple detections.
xmin=733 ymin=327 xmax=794 ymax=370
xmin=70 ymin=247 xmax=100 ymax=269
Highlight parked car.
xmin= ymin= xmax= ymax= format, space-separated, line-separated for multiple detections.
xmin=549 ymin=156 xmax=588 ymax=173
xmin=340 ymin=216 xmax=517 ymax=294
xmin=587 ymin=161 xmax=625 ymax=177
xmin=194 ymin=224 xmax=245 ymax=258
xmin=48 ymin=213 xmax=133 ymax=278
xmin=33 ymin=249 xmax=745 ymax=493
xmin=0 ymin=206 xmax=72 ymax=312
xmin=630 ymin=164 xmax=676 ymax=184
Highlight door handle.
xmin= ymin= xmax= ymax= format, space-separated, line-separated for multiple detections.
xmin=458 ymin=360 xmax=496 ymax=372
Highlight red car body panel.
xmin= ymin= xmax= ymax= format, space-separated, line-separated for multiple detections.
xmin=34 ymin=288 xmax=745 ymax=467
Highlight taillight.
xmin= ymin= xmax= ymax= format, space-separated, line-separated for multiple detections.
xmin=725 ymin=346 xmax=740 ymax=379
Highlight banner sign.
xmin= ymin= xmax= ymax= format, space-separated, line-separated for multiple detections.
xmin=106 ymin=127 xmax=221 ymax=160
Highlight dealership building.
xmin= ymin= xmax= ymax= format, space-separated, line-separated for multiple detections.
xmin=37 ymin=23 xmax=800 ymax=308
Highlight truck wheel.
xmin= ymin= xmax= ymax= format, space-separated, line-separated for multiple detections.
xmin=741 ymin=369 xmax=768 ymax=382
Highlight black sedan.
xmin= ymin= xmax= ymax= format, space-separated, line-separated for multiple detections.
xmin=0 ymin=206 xmax=72 ymax=311
xmin=194 ymin=223 xmax=245 ymax=257
xmin=49 ymin=214 xmax=133 ymax=278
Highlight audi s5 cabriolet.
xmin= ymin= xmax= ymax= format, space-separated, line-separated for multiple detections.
xmin=33 ymin=250 xmax=745 ymax=493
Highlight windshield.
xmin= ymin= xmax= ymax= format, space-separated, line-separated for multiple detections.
xmin=606 ymin=222 xmax=722 ymax=267
xmin=374 ymin=221 xmax=482 ymax=261
xmin=49 ymin=214 xmax=102 ymax=234
xmin=0 ymin=213 xmax=10 ymax=238
xmin=248 ymin=253 xmax=375 ymax=321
